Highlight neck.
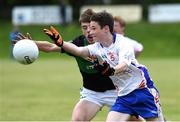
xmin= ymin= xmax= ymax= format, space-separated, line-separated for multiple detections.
xmin=100 ymin=33 xmax=114 ymax=47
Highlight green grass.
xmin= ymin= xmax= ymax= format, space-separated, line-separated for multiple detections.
xmin=1 ymin=20 xmax=180 ymax=121
xmin=0 ymin=57 xmax=180 ymax=121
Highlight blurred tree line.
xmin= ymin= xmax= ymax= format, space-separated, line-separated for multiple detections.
xmin=0 ymin=0 xmax=180 ymax=21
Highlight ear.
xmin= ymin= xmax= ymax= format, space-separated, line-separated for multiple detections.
xmin=103 ymin=25 xmax=110 ymax=33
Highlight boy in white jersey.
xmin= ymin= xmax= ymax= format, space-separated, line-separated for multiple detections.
xmin=113 ymin=16 xmax=143 ymax=58
xmin=43 ymin=11 xmax=164 ymax=121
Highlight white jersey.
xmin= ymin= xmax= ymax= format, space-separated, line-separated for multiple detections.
xmin=125 ymin=36 xmax=143 ymax=53
xmin=87 ymin=34 xmax=147 ymax=96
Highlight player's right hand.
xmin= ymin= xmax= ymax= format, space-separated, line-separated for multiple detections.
xmin=94 ymin=60 xmax=115 ymax=76
xmin=43 ymin=26 xmax=63 ymax=47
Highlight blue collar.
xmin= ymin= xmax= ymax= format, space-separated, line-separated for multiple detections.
xmin=113 ymin=33 xmax=116 ymax=43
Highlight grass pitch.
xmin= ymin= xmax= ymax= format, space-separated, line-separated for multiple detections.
xmin=0 ymin=57 xmax=180 ymax=121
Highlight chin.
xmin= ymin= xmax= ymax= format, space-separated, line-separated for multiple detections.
xmin=87 ymin=37 xmax=93 ymax=42
xmin=88 ymin=39 xmax=95 ymax=44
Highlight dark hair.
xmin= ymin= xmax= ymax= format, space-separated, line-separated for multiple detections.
xmin=79 ymin=9 xmax=95 ymax=23
xmin=114 ymin=16 xmax=126 ymax=28
xmin=90 ymin=11 xmax=114 ymax=34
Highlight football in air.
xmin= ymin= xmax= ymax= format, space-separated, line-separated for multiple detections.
xmin=13 ymin=39 xmax=39 ymax=65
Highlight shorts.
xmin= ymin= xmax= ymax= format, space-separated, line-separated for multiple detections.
xmin=110 ymin=88 xmax=162 ymax=119
xmin=80 ymin=87 xmax=118 ymax=108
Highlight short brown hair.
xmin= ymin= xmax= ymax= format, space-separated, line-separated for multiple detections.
xmin=114 ymin=16 xmax=126 ymax=28
xmin=90 ymin=11 xmax=114 ymax=34
xmin=79 ymin=9 xmax=95 ymax=23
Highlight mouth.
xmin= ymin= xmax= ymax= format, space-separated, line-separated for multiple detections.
xmin=87 ymin=35 xmax=94 ymax=41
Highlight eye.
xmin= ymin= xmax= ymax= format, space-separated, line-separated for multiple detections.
xmin=82 ymin=26 xmax=87 ymax=30
xmin=91 ymin=27 xmax=96 ymax=30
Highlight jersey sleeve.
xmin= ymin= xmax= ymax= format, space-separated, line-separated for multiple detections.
xmin=86 ymin=43 xmax=97 ymax=56
xmin=126 ymin=37 xmax=143 ymax=52
xmin=133 ymin=41 xmax=143 ymax=52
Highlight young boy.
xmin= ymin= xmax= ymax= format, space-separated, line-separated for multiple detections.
xmin=44 ymin=11 xmax=164 ymax=121
xmin=16 ymin=9 xmax=143 ymax=121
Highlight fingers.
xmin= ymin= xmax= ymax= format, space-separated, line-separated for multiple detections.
xmin=43 ymin=28 xmax=53 ymax=36
xmin=102 ymin=66 xmax=110 ymax=75
xmin=50 ymin=26 xmax=59 ymax=34
xmin=44 ymin=26 xmax=60 ymax=38
xmin=16 ymin=33 xmax=26 ymax=40
xmin=50 ymin=26 xmax=60 ymax=39
xmin=26 ymin=33 xmax=32 ymax=40
xmin=12 ymin=40 xmax=17 ymax=44
xmin=43 ymin=28 xmax=48 ymax=33
xmin=43 ymin=26 xmax=63 ymax=47
xmin=16 ymin=32 xmax=33 ymax=41
xmin=94 ymin=58 xmax=99 ymax=64
xmin=89 ymin=55 xmax=97 ymax=63
xmin=103 ymin=61 xmax=108 ymax=66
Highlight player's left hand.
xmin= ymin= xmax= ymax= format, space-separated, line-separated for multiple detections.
xmin=12 ymin=33 xmax=32 ymax=44
xmin=17 ymin=33 xmax=32 ymax=40
xmin=43 ymin=26 xmax=63 ymax=47
xmin=94 ymin=60 xmax=115 ymax=76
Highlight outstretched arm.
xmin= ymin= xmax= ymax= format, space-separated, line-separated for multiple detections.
xmin=44 ymin=26 xmax=90 ymax=58
xmin=62 ymin=41 xmax=89 ymax=58
xmin=35 ymin=41 xmax=60 ymax=52
xmin=16 ymin=33 xmax=61 ymax=53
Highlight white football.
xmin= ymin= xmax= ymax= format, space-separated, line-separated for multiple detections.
xmin=13 ymin=39 xmax=39 ymax=65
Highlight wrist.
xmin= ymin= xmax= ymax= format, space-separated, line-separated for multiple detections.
xmin=56 ymin=40 xmax=63 ymax=47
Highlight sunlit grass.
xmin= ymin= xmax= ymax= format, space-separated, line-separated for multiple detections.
xmin=0 ymin=58 xmax=180 ymax=121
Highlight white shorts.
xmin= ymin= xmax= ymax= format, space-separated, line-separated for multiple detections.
xmin=80 ymin=87 xmax=118 ymax=108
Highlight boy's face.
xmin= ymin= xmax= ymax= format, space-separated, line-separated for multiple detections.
xmin=81 ymin=22 xmax=94 ymax=43
xmin=114 ymin=20 xmax=124 ymax=35
xmin=90 ymin=21 xmax=105 ymax=42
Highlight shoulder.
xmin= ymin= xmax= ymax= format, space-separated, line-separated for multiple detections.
xmin=86 ymin=42 xmax=101 ymax=55
xmin=124 ymin=36 xmax=143 ymax=46
xmin=115 ymin=34 xmax=134 ymax=53
xmin=115 ymin=34 xmax=131 ymax=46
xmin=125 ymin=36 xmax=139 ymax=44
xmin=115 ymin=34 xmax=130 ymax=43
xmin=124 ymin=36 xmax=143 ymax=50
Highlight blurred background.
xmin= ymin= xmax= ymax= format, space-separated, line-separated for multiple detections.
xmin=1 ymin=0 xmax=180 ymax=58
xmin=0 ymin=0 xmax=180 ymax=121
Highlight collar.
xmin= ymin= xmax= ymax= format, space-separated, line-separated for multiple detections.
xmin=100 ymin=33 xmax=116 ymax=48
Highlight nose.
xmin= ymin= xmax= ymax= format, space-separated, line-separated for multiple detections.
xmin=87 ymin=27 xmax=91 ymax=33
xmin=89 ymin=30 xmax=93 ymax=35
xmin=89 ymin=28 xmax=94 ymax=35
